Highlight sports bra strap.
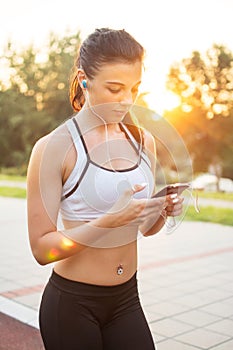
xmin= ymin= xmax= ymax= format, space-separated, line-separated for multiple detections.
xmin=119 ymin=122 xmax=141 ymax=154
xmin=66 ymin=118 xmax=87 ymax=160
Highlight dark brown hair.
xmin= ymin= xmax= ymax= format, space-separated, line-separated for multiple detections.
xmin=70 ymin=28 xmax=144 ymax=111
xmin=69 ymin=28 xmax=145 ymax=144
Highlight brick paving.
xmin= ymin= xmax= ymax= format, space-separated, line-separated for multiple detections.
xmin=0 ymin=312 xmax=44 ymax=350
xmin=0 ymin=196 xmax=233 ymax=349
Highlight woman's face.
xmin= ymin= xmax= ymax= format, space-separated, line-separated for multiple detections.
xmin=84 ymin=60 xmax=143 ymax=122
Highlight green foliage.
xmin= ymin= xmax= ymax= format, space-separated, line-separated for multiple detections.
xmin=197 ymin=191 xmax=233 ymax=201
xmin=0 ymin=172 xmax=26 ymax=181
xmin=0 ymin=187 xmax=26 ymax=198
xmin=0 ymin=31 xmax=81 ymax=170
xmin=1 ymin=35 xmax=232 ymax=184
xmin=165 ymin=44 xmax=233 ymax=180
xmin=184 ymin=205 xmax=233 ymax=226
xmin=1 ymin=176 xmax=233 ymax=226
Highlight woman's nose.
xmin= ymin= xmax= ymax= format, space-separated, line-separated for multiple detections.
xmin=120 ymin=92 xmax=134 ymax=106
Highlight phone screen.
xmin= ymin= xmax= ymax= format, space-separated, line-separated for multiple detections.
xmin=152 ymin=183 xmax=190 ymax=198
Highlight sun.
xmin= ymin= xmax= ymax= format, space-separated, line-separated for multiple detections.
xmin=144 ymin=89 xmax=181 ymax=115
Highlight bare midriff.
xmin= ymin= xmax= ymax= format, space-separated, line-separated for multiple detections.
xmin=54 ymin=219 xmax=138 ymax=286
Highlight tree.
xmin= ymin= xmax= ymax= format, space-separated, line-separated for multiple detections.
xmin=132 ymin=96 xmax=193 ymax=184
xmin=165 ymin=44 xmax=233 ymax=184
xmin=0 ymin=31 xmax=81 ymax=171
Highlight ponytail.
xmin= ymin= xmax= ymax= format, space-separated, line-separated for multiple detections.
xmin=69 ymin=68 xmax=85 ymax=112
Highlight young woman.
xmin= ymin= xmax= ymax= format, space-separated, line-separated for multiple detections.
xmin=27 ymin=28 xmax=183 ymax=350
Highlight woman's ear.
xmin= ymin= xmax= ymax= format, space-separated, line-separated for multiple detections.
xmin=77 ymin=69 xmax=87 ymax=89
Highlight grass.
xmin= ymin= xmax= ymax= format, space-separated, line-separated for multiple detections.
xmin=0 ymin=187 xmax=26 ymax=199
xmin=196 ymin=190 xmax=233 ymax=201
xmin=0 ymin=179 xmax=232 ymax=226
xmin=0 ymin=174 xmax=26 ymax=182
xmin=184 ymin=205 xmax=233 ymax=226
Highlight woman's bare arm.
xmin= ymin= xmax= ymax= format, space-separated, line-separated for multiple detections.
xmin=137 ymin=129 xmax=166 ymax=236
xmin=138 ymin=129 xmax=183 ymax=236
xmin=27 ymin=130 xmax=166 ymax=265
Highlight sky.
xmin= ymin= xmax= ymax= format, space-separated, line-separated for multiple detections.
xmin=1 ymin=0 xmax=233 ymax=113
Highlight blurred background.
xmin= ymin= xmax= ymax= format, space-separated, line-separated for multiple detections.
xmin=0 ymin=0 xmax=233 ymax=225
xmin=1 ymin=4 xmax=232 ymax=348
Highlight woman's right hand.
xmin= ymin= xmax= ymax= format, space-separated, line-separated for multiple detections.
xmin=101 ymin=183 xmax=167 ymax=229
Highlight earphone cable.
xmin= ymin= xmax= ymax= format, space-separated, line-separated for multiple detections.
xmin=85 ymin=92 xmax=143 ymax=173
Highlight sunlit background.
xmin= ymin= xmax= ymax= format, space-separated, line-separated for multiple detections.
xmin=1 ymin=0 xmax=233 ymax=114
xmin=1 ymin=4 xmax=233 ymax=348
xmin=0 ymin=0 xmax=233 ymax=196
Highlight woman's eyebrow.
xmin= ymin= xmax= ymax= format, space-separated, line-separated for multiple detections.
xmin=105 ymin=81 xmax=125 ymax=85
xmin=105 ymin=80 xmax=141 ymax=86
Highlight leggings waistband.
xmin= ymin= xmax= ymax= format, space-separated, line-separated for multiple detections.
xmin=49 ymin=270 xmax=138 ymax=297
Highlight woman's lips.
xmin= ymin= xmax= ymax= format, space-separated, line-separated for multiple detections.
xmin=113 ymin=109 xmax=128 ymax=114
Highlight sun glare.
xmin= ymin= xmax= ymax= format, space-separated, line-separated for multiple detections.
xmin=144 ymin=90 xmax=181 ymax=115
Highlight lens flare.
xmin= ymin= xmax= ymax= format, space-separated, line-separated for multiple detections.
xmin=61 ymin=237 xmax=75 ymax=249
xmin=47 ymin=248 xmax=60 ymax=261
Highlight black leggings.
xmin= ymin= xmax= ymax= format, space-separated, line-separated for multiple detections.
xmin=39 ymin=270 xmax=156 ymax=350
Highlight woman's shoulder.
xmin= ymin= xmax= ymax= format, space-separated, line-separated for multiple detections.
xmin=30 ymin=121 xmax=72 ymax=159
xmin=141 ymin=127 xmax=156 ymax=150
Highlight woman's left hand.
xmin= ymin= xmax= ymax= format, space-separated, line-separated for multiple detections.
xmin=165 ymin=194 xmax=184 ymax=217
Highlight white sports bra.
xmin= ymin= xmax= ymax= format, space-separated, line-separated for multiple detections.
xmin=60 ymin=117 xmax=155 ymax=221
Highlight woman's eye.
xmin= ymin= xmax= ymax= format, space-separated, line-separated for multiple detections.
xmin=109 ymin=88 xmax=121 ymax=94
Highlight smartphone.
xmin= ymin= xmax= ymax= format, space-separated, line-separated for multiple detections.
xmin=152 ymin=183 xmax=190 ymax=198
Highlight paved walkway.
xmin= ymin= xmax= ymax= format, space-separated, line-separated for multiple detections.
xmin=0 ymin=196 xmax=233 ymax=349
xmin=0 ymin=180 xmax=27 ymax=189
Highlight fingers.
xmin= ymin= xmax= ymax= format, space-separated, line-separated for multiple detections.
xmin=148 ymin=196 xmax=168 ymax=209
xmin=119 ymin=184 xmax=183 ymax=225
xmin=165 ymin=195 xmax=184 ymax=217
xmin=120 ymin=182 xmax=148 ymax=200
xmin=137 ymin=196 xmax=167 ymax=222
xmin=132 ymin=182 xmax=148 ymax=194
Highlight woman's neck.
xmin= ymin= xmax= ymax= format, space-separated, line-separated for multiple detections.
xmin=75 ymin=106 xmax=122 ymax=135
